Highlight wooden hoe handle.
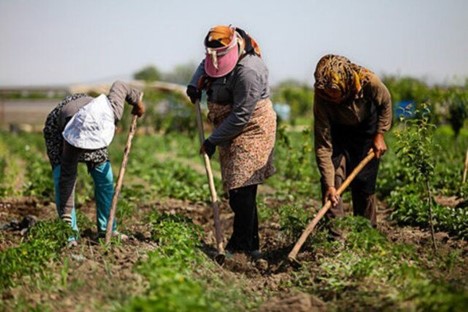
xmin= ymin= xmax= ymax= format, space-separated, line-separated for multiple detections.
xmin=194 ymin=100 xmax=225 ymax=255
xmin=105 ymin=115 xmax=138 ymax=244
xmin=288 ymin=151 xmax=375 ymax=261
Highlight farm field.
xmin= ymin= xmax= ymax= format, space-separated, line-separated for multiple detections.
xmin=0 ymin=89 xmax=467 ymax=311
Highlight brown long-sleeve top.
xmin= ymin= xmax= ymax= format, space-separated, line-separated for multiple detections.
xmin=314 ymin=73 xmax=392 ymax=188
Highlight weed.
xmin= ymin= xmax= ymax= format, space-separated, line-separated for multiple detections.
xmin=0 ymin=220 xmax=73 ymax=290
xmin=122 ymin=212 xmax=252 ymax=311
xmin=278 ymin=203 xmax=310 ymax=242
xmin=292 ymin=216 xmax=467 ymax=310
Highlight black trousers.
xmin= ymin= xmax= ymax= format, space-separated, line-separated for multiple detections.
xmin=226 ymin=184 xmax=259 ymax=252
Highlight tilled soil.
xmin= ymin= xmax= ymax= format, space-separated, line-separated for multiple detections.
xmin=0 ymin=195 xmax=467 ymax=311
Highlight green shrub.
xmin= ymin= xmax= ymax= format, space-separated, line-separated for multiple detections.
xmin=388 ymin=105 xmax=468 ymax=239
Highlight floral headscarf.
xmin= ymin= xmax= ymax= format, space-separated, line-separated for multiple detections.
xmin=314 ymin=54 xmax=373 ymax=102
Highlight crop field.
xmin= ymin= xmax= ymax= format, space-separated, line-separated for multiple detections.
xmin=0 ymin=84 xmax=467 ymax=311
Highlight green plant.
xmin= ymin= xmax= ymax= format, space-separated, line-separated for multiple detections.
xmin=379 ymin=124 xmax=467 ymax=239
xmin=0 ymin=220 xmax=73 ymax=290
xmin=394 ymin=104 xmax=438 ymax=250
xmin=269 ymin=125 xmax=320 ymax=200
xmin=118 ymin=87 xmax=195 ymax=134
xmin=123 ymin=212 xmax=241 ymax=311
xmin=389 ymin=188 xmax=468 ymax=239
xmin=292 ymin=216 xmax=467 ymax=311
xmin=278 ymin=203 xmax=310 ymax=242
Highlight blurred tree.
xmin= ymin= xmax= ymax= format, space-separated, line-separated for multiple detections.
xmin=448 ymin=91 xmax=468 ymax=138
xmin=134 ymin=65 xmax=162 ymax=82
xmin=163 ymin=62 xmax=198 ymax=85
xmin=271 ymin=80 xmax=314 ymax=123
xmin=382 ymin=75 xmax=468 ymax=125
xmin=382 ymin=76 xmax=430 ymax=104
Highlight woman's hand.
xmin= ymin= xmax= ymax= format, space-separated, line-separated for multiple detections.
xmin=373 ymin=133 xmax=387 ymax=159
xmin=200 ymin=139 xmax=216 ymax=158
xmin=325 ymin=186 xmax=340 ymax=207
xmin=132 ymin=93 xmax=145 ymax=117
xmin=186 ymin=85 xmax=201 ymax=104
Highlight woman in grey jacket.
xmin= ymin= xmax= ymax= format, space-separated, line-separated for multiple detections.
xmin=187 ymin=25 xmax=276 ymax=258
xmin=43 ymin=81 xmax=145 ymax=245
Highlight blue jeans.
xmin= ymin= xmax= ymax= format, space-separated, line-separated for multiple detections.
xmin=53 ymin=161 xmax=116 ymax=237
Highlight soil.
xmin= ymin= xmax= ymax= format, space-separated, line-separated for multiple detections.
xmin=0 ymin=194 xmax=466 ymax=311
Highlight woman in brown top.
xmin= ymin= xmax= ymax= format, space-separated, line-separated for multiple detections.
xmin=313 ymin=54 xmax=392 ymax=228
xmin=187 ymin=25 xmax=276 ymax=258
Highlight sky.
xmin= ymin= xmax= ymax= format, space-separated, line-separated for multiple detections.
xmin=1 ymin=0 xmax=467 ymax=87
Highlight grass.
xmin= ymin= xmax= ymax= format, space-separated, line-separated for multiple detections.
xmin=122 ymin=212 xmax=254 ymax=312
xmin=290 ymin=216 xmax=468 ymax=311
xmin=0 ymin=219 xmax=73 ymax=291
xmin=0 ymin=127 xmax=466 ymax=311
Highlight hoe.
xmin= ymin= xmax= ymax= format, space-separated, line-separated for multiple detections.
xmin=195 ymin=98 xmax=225 ymax=264
xmin=105 ymin=113 xmax=139 ymax=244
xmin=288 ymin=151 xmax=375 ymax=264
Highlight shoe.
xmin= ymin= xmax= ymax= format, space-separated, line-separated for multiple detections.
xmin=322 ymin=219 xmax=344 ymax=241
xmin=98 ymin=231 xmax=129 ymax=241
xmin=112 ymin=231 xmax=129 ymax=241
xmin=224 ymin=250 xmax=235 ymax=259
xmin=326 ymin=225 xmax=345 ymax=242
xmin=249 ymin=249 xmax=263 ymax=260
xmin=329 ymin=226 xmax=343 ymax=237
xmin=225 ymin=241 xmax=243 ymax=255
xmin=67 ymin=240 xmax=78 ymax=248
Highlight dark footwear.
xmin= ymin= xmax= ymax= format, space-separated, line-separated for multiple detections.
xmin=327 ymin=226 xmax=345 ymax=242
xmin=249 ymin=249 xmax=263 ymax=260
xmin=225 ymin=247 xmax=242 ymax=257
xmin=329 ymin=226 xmax=343 ymax=238
xmin=323 ymin=218 xmax=344 ymax=241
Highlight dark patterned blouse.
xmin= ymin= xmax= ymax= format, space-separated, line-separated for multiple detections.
xmin=43 ymin=93 xmax=108 ymax=167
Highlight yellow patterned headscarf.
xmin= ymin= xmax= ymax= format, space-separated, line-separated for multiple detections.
xmin=314 ymin=54 xmax=373 ymax=102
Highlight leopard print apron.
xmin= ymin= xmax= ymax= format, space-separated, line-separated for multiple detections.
xmin=208 ymin=98 xmax=276 ymax=191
